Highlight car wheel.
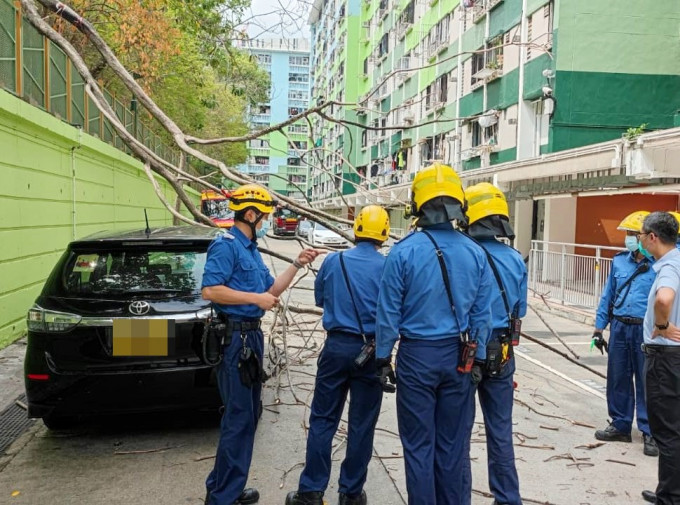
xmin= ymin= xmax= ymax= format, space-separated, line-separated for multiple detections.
xmin=42 ymin=414 xmax=77 ymax=430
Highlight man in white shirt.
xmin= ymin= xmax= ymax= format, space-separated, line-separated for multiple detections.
xmin=638 ymin=211 xmax=680 ymax=505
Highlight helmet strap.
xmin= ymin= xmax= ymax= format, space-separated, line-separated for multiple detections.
xmin=236 ymin=208 xmax=264 ymax=241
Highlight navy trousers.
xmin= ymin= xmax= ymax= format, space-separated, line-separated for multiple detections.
xmin=298 ymin=332 xmax=383 ymax=496
xmin=206 ymin=328 xmax=263 ymax=505
xmin=462 ymin=350 xmax=520 ymax=505
xmin=396 ymin=337 xmax=475 ymax=505
xmin=607 ymin=318 xmax=649 ymax=436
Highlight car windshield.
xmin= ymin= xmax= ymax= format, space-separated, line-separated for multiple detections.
xmin=201 ymin=199 xmax=233 ymax=220
xmin=299 ymin=221 xmax=311 ymax=230
xmin=314 ymin=223 xmax=328 ymax=231
xmin=277 ymin=209 xmax=298 ymax=219
xmin=59 ymin=248 xmax=207 ymax=296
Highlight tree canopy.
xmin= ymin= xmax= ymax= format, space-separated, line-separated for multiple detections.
xmin=48 ymin=0 xmax=269 ymax=169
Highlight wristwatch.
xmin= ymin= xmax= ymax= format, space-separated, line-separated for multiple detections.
xmin=655 ymin=321 xmax=670 ymax=330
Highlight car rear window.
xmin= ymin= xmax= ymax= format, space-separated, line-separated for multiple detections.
xmin=57 ymin=248 xmax=207 ymax=296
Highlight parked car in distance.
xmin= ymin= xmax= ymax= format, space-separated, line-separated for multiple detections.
xmin=273 ymin=208 xmax=299 ymax=235
xmin=24 ymin=226 xmax=224 ymax=429
xmin=296 ymin=219 xmax=312 ymax=237
xmin=307 ymin=222 xmax=350 ymax=248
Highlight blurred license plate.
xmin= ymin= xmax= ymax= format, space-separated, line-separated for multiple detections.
xmin=112 ymin=319 xmax=175 ymax=357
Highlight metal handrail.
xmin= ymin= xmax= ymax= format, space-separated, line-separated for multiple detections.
xmin=528 ymin=240 xmax=625 ymax=310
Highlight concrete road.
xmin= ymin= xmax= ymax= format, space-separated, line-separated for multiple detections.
xmin=0 ymin=236 xmax=657 ymax=505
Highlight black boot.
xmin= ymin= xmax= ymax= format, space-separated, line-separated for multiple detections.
xmin=594 ymin=424 xmax=632 ymax=442
xmin=338 ymin=490 xmax=367 ymax=505
xmin=236 ymin=488 xmax=260 ymax=504
xmin=643 ymin=434 xmax=659 ymax=457
xmin=285 ymin=491 xmax=324 ymax=505
xmin=641 ymin=490 xmax=656 ymax=503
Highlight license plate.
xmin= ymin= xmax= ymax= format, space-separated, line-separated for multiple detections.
xmin=112 ymin=319 xmax=175 ymax=357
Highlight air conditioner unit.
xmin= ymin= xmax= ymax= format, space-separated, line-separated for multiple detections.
xmin=403 ymin=113 xmax=415 ymax=123
xmin=362 ymin=22 xmax=370 ymax=28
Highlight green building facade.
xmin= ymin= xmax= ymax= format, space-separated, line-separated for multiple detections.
xmin=308 ymin=0 xmax=680 ymax=200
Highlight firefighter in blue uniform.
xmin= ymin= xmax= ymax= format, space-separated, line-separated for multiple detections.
xmin=285 ymin=205 xmax=390 ymax=505
xmin=375 ymin=164 xmax=494 ymax=505
xmin=202 ymin=184 xmax=323 ymax=505
xmin=592 ymin=210 xmax=658 ymax=457
xmin=462 ymin=183 xmax=527 ymax=505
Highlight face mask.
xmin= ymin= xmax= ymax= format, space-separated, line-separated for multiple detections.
xmin=255 ymin=218 xmax=270 ymax=239
xmin=624 ymin=235 xmax=638 ymax=252
xmin=638 ymin=241 xmax=652 ymax=259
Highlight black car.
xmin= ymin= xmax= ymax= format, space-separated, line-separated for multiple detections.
xmin=24 ymin=226 xmax=224 ymax=428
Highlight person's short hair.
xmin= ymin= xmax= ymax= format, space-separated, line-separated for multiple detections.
xmin=642 ymin=211 xmax=679 ymax=245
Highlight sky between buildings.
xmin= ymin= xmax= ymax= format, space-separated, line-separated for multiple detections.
xmin=246 ymin=0 xmax=312 ymax=39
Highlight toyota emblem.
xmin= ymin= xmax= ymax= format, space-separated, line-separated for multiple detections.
xmin=129 ymin=301 xmax=151 ymax=316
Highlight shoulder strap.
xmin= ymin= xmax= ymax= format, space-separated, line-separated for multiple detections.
xmin=338 ymin=253 xmax=367 ymax=341
xmin=421 ymin=230 xmax=464 ymax=338
xmin=611 ymin=260 xmax=651 ymax=311
xmin=477 ymin=244 xmax=513 ymax=327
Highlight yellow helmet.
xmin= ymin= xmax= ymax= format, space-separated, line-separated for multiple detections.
xmin=617 ymin=211 xmax=649 ymax=232
xmin=668 ymin=211 xmax=680 ymax=235
xmin=228 ymin=184 xmax=276 ymax=214
xmin=409 ymin=163 xmax=465 ymax=216
xmin=354 ymin=205 xmax=390 ymax=243
xmin=465 ymin=183 xmax=509 ymax=225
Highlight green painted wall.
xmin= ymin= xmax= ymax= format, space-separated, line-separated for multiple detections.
xmin=556 ymin=0 xmax=680 ymax=75
xmin=550 ymin=70 xmax=680 ymax=151
xmin=488 ymin=0 xmax=522 ymax=39
xmin=459 ymin=88 xmax=484 ymax=117
xmin=487 ymin=68 xmax=520 ymax=110
xmin=0 ymin=90 xmax=198 ymax=346
xmin=547 ymin=1 xmax=680 ymax=152
xmin=523 ymin=52 xmax=553 ymax=100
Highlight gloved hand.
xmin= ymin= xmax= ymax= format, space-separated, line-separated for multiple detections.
xmin=376 ymin=357 xmax=396 ymax=393
xmin=471 ymin=361 xmax=484 ymax=385
xmin=591 ymin=331 xmax=608 ymax=355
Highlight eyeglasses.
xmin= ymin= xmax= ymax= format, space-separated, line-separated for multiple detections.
xmin=637 ymin=232 xmax=650 ymax=240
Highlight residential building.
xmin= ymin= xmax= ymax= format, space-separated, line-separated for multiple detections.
xmin=309 ymin=0 xmax=680 ymax=251
xmin=237 ymin=38 xmax=311 ymax=199
xmin=308 ymin=0 xmax=365 ymax=209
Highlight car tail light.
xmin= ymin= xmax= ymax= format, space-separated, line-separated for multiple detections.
xmin=27 ymin=374 xmax=50 ymax=381
xmin=27 ymin=305 xmax=82 ymax=333
xmin=277 ymin=217 xmax=284 ymax=227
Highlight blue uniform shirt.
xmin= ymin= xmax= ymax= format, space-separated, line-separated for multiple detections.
xmin=315 ymin=241 xmax=386 ymax=335
xmin=644 ymin=248 xmax=680 ymax=346
xmin=595 ymin=251 xmax=655 ymax=330
xmin=376 ymin=223 xmax=494 ymax=359
xmin=201 ymin=227 xmax=275 ymax=320
xmin=478 ymin=239 xmax=528 ymax=330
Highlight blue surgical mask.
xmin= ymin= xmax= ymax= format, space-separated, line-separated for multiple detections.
xmin=638 ymin=241 xmax=652 ymax=259
xmin=624 ymin=235 xmax=639 ymax=252
xmin=256 ymin=219 xmax=270 ymax=239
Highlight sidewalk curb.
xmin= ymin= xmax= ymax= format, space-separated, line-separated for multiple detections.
xmin=529 ymin=297 xmax=596 ymax=327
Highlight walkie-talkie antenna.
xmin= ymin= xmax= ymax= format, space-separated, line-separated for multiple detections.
xmin=144 ymin=209 xmax=151 ymax=238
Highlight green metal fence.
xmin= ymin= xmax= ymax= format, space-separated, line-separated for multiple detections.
xmin=0 ymin=0 xmax=179 ymax=166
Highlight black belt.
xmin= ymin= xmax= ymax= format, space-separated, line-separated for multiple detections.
xmin=614 ymin=315 xmax=644 ymax=325
xmin=642 ymin=344 xmax=680 ymax=355
xmin=217 ymin=313 xmax=261 ymax=331
xmin=328 ymin=330 xmax=374 ymax=339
